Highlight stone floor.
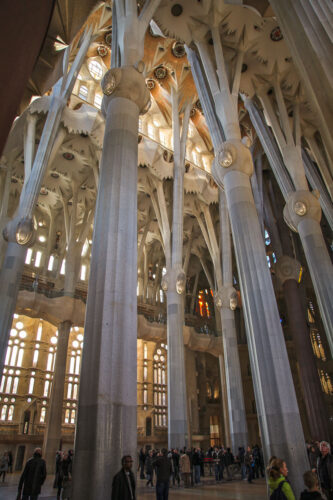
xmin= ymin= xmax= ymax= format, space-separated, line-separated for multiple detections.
xmin=0 ymin=473 xmax=267 ymax=499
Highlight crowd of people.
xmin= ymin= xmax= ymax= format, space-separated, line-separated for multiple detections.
xmin=0 ymin=439 xmax=332 ymax=499
xmin=131 ymin=441 xmax=333 ymax=500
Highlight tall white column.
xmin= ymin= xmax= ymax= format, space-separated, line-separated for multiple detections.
xmin=72 ymin=66 xmax=150 ymax=500
xmin=213 ymin=149 xmax=308 ymax=494
xmin=268 ymin=0 xmax=333 ymax=169
xmin=187 ymin=24 xmax=308 ymax=492
xmin=218 ymin=191 xmax=248 ymax=452
xmin=284 ymin=190 xmax=333 ymax=353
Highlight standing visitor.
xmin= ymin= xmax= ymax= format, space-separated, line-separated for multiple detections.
xmin=145 ymin=450 xmax=154 ymax=487
xmin=111 ymin=455 xmax=136 ymax=500
xmin=317 ymin=441 xmax=333 ymax=500
xmin=180 ymin=449 xmax=191 ymax=488
xmin=0 ymin=451 xmax=9 ymax=482
xmin=245 ymin=446 xmax=254 ymax=484
xmin=192 ymin=448 xmax=201 ymax=484
xmin=154 ymin=449 xmax=172 ymax=500
xmin=268 ymin=458 xmax=295 ymax=500
xmin=17 ymin=448 xmax=47 ymax=500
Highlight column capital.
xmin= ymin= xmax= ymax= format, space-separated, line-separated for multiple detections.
xmin=212 ymin=139 xmax=253 ymax=188
xmin=162 ymin=267 xmax=186 ymax=295
xmin=101 ymin=66 xmax=150 ymax=116
xmin=283 ymin=190 xmax=321 ymax=232
xmin=275 ymin=255 xmax=302 ymax=286
xmin=3 ymin=215 xmax=36 ymax=246
xmin=215 ymin=286 xmax=238 ymax=311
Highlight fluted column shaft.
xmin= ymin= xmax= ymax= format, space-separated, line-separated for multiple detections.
xmin=72 ymin=65 xmax=149 ymax=500
xmin=284 ymin=191 xmax=333 ymax=354
xmin=218 ymin=164 xmax=308 ymax=494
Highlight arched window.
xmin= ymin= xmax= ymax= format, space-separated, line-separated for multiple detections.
xmin=1 ymin=405 xmax=8 ymax=420
xmin=7 ymin=405 xmax=14 ymax=421
xmin=153 ymin=345 xmax=167 ymax=428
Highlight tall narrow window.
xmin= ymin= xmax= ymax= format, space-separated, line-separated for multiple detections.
xmin=35 ymin=251 xmax=42 ymax=267
xmin=28 ymin=375 xmax=35 ymax=394
xmin=12 ymin=377 xmax=19 ymax=394
xmin=69 ymin=355 xmax=75 ymax=374
xmin=7 ymin=405 xmax=14 ymax=421
xmin=75 ymin=355 xmax=81 ymax=375
xmin=40 ymin=407 xmax=46 ymax=423
xmin=48 ymin=255 xmax=55 ymax=271
xmin=33 ymin=348 xmax=39 ymax=367
xmin=47 ymin=352 xmax=54 ymax=372
xmin=5 ymin=346 xmax=11 ymax=365
xmin=60 ymin=259 xmax=66 ymax=275
xmin=36 ymin=324 xmax=43 ymax=341
xmin=153 ymin=345 xmax=167 ymax=427
xmin=1 ymin=405 xmax=8 ymax=420
xmin=80 ymin=265 xmax=87 ymax=281
xmin=25 ymin=248 xmax=33 ymax=265
xmin=10 ymin=346 xmax=18 ymax=366
xmin=5 ymin=376 xmax=12 ymax=393
xmin=44 ymin=381 xmax=50 ymax=398
xmin=17 ymin=349 xmax=24 ymax=367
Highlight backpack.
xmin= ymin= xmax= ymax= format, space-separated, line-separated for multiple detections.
xmin=270 ymin=481 xmax=288 ymax=500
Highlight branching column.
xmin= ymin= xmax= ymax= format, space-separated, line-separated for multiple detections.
xmin=150 ymin=88 xmax=190 ymax=449
xmin=0 ymin=33 xmax=91 ymax=378
xmin=255 ymin=80 xmax=333 ymax=353
xmin=191 ymin=24 xmax=308 ymax=493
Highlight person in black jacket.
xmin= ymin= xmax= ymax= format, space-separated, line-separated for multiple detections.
xmin=111 ymin=455 xmax=136 ymax=500
xmin=18 ymin=448 xmax=47 ymax=500
xmin=154 ymin=449 xmax=172 ymax=500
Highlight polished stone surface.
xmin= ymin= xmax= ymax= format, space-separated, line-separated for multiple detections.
xmin=0 ymin=473 xmax=267 ymax=499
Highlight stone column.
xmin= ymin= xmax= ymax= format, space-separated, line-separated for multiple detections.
xmin=268 ymin=0 xmax=333 ymax=168
xmin=0 ymin=243 xmax=26 ymax=375
xmin=302 ymin=148 xmax=333 ymax=232
xmin=72 ymin=67 xmax=149 ymax=500
xmin=43 ymin=320 xmax=71 ymax=470
xmin=0 ymin=33 xmax=91 ymax=376
xmin=166 ymin=271 xmax=188 ymax=449
xmin=284 ymin=190 xmax=333 ymax=354
xmin=276 ymin=256 xmax=329 ymax=440
xmin=212 ymin=141 xmax=309 ymax=494
xmin=246 ymin=96 xmax=333 ymax=354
